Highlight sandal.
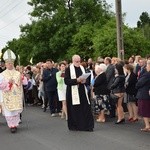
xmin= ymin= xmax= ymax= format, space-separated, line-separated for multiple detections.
xmin=128 ymin=118 xmax=133 ymax=122
xmin=132 ymin=118 xmax=138 ymax=122
xmin=140 ymin=128 xmax=150 ymax=132
xmin=96 ymin=118 xmax=105 ymax=123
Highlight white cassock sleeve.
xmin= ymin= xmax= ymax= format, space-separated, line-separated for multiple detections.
xmin=0 ymin=74 xmax=9 ymax=90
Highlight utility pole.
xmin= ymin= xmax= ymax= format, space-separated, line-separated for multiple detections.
xmin=115 ymin=0 xmax=124 ymax=60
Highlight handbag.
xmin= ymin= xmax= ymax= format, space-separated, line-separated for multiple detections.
xmin=110 ymin=92 xmax=119 ymax=105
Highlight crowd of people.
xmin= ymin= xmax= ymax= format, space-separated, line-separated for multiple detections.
xmin=0 ymin=49 xmax=150 ymax=133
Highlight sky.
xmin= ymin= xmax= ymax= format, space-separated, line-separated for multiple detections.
xmin=0 ymin=0 xmax=31 ymax=51
xmin=0 ymin=0 xmax=150 ymax=51
xmin=106 ymin=0 xmax=150 ymax=27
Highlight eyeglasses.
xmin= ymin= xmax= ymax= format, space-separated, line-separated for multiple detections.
xmin=75 ymin=61 xmax=80 ymax=63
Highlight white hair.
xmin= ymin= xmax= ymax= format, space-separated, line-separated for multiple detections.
xmin=95 ymin=63 xmax=107 ymax=73
xmin=72 ymin=54 xmax=80 ymax=61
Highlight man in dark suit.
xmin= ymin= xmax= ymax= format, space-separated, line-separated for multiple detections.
xmin=42 ymin=59 xmax=61 ymax=116
xmin=104 ymin=57 xmax=116 ymax=118
xmin=137 ymin=58 xmax=147 ymax=79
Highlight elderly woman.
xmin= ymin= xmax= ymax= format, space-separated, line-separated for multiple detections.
xmin=136 ymin=60 xmax=150 ymax=132
xmin=93 ymin=63 xmax=110 ymax=122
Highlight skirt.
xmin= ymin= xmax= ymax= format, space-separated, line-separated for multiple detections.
xmin=58 ymin=89 xmax=66 ymax=101
xmin=138 ymin=100 xmax=150 ymax=117
xmin=94 ymin=95 xmax=111 ymax=113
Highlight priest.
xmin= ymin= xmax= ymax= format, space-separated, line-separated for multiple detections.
xmin=64 ymin=55 xmax=94 ymax=131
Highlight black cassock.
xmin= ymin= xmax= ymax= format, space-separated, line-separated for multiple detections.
xmin=64 ymin=65 xmax=94 ymax=131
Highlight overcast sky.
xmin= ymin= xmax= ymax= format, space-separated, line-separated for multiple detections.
xmin=0 ymin=0 xmax=31 ymax=51
xmin=0 ymin=0 xmax=150 ymax=50
xmin=106 ymin=0 xmax=150 ymax=27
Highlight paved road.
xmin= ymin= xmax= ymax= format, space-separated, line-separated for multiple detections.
xmin=0 ymin=106 xmax=150 ymax=150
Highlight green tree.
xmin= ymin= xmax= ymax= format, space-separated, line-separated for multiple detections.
xmin=24 ymin=0 xmax=113 ymax=62
xmin=137 ymin=12 xmax=150 ymax=40
xmin=66 ymin=23 xmax=94 ymax=60
xmin=123 ymin=27 xmax=150 ymax=58
xmin=2 ymin=0 xmax=120 ymax=64
xmin=92 ymin=18 xmax=117 ymax=58
xmin=93 ymin=18 xmax=150 ymax=59
xmin=137 ymin=12 xmax=150 ymax=28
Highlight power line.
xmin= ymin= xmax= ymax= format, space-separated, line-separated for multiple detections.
xmin=0 ymin=36 xmax=9 ymax=40
xmin=0 ymin=33 xmax=14 ymax=37
xmin=0 ymin=9 xmax=31 ymax=31
xmin=0 ymin=35 xmax=11 ymax=39
xmin=0 ymin=35 xmax=13 ymax=41
xmin=0 ymin=0 xmax=24 ymax=19
xmin=0 ymin=0 xmax=15 ymax=14
xmin=0 ymin=38 xmax=8 ymax=41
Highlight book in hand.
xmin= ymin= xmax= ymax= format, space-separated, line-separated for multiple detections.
xmin=80 ymin=73 xmax=91 ymax=79
xmin=60 ymin=72 xmax=65 ymax=77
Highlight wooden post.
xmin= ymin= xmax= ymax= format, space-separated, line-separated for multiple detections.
xmin=115 ymin=0 xmax=124 ymax=60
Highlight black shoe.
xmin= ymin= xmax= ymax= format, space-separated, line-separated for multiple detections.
xmin=115 ymin=118 xmax=125 ymax=124
xmin=37 ymin=103 xmax=42 ymax=106
xmin=43 ymin=107 xmax=46 ymax=112
xmin=110 ymin=115 xmax=116 ymax=118
xmin=86 ymin=129 xmax=94 ymax=132
xmin=10 ymin=127 xmax=17 ymax=133
xmin=69 ymin=127 xmax=78 ymax=131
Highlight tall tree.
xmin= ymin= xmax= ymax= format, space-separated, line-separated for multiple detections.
xmin=137 ymin=12 xmax=150 ymax=40
xmin=23 ymin=0 xmax=112 ymax=62
xmin=3 ymin=0 xmax=127 ymax=64
xmin=137 ymin=12 xmax=150 ymax=28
